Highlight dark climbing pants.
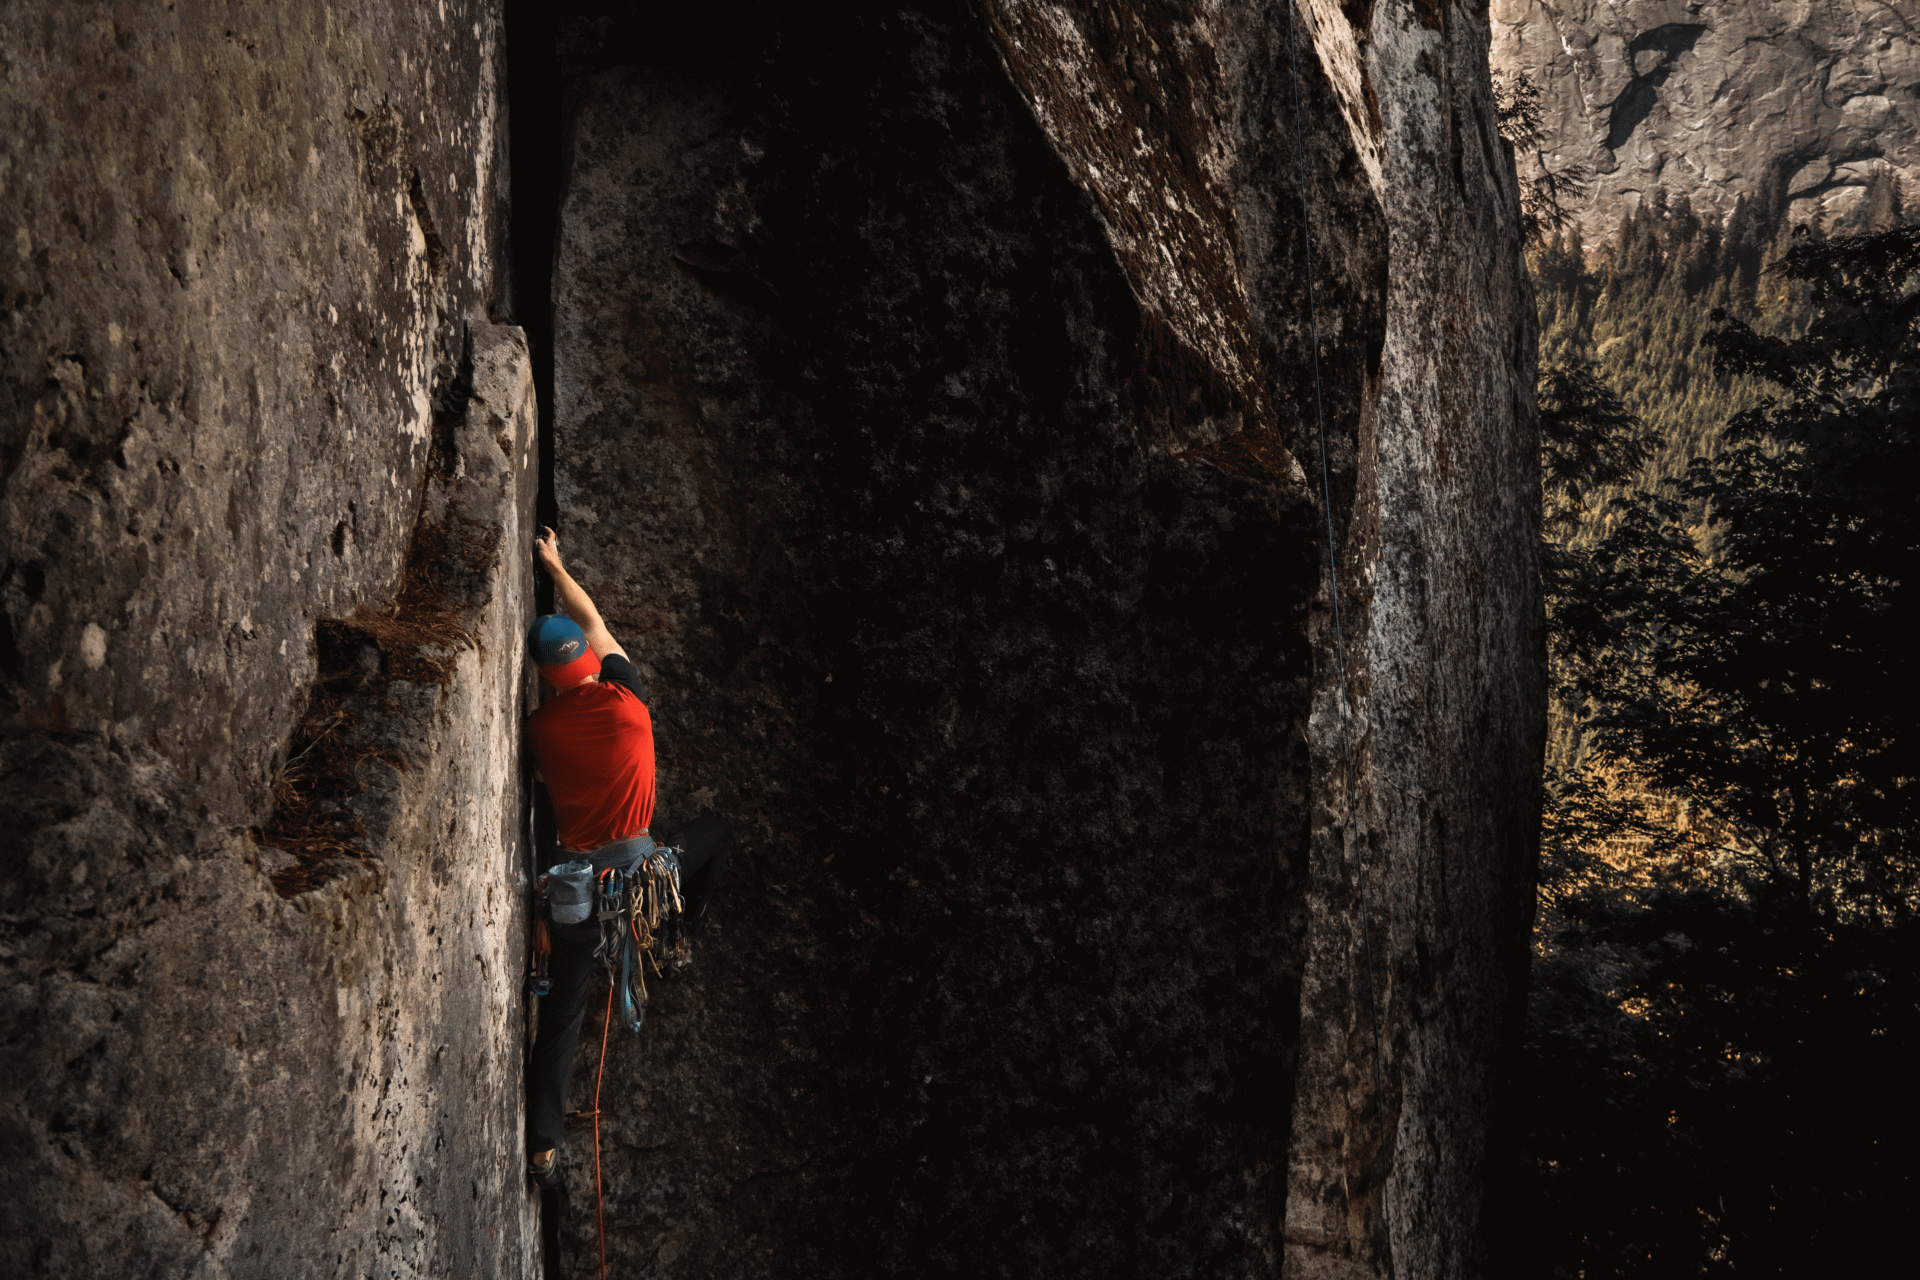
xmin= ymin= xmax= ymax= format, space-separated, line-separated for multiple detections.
xmin=526 ymin=814 xmax=730 ymax=1153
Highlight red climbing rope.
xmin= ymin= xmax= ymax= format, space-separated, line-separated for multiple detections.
xmin=593 ymin=980 xmax=614 ymax=1280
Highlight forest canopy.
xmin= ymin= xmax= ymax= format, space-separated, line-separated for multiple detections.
xmin=1541 ymin=209 xmax=1917 ymax=921
xmin=1502 ymin=70 xmax=1918 ymax=1274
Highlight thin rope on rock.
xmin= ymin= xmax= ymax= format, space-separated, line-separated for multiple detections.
xmin=1284 ymin=0 xmax=1388 ymax=1118
xmin=593 ymin=982 xmax=613 ymax=1280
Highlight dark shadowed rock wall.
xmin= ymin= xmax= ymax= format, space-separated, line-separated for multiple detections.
xmin=1 ymin=4 xmax=539 ymax=1276
xmin=543 ymin=3 xmax=1540 ymax=1277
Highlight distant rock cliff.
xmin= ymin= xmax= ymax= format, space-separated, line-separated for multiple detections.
xmin=1491 ymin=0 xmax=1920 ymax=241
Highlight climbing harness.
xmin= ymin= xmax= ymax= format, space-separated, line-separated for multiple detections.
xmin=1283 ymin=0 xmax=1388 ymax=1102
xmin=531 ymin=838 xmax=690 ymax=1030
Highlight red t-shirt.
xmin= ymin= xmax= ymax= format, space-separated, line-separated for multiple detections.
xmin=529 ymin=653 xmax=655 ymax=851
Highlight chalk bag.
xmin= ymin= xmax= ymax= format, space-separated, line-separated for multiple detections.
xmin=546 ymin=857 xmax=596 ymax=924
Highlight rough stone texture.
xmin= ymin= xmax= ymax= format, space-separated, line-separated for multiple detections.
xmin=1491 ymin=0 xmax=1920 ymax=242
xmin=1 ymin=5 xmax=539 ymax=1277
xmin=546 ymin=3 xmax=1539 ymax=1277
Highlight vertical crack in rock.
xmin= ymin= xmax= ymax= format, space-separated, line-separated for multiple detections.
xmin=407 ymin=168 xmax=453 ymax=283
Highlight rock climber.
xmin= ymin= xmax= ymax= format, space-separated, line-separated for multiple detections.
xmin=523 ymin=525 xmax=730 ymax=1190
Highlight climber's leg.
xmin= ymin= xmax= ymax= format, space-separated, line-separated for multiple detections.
xmin=526 ymin=923 xmax=598 ymax=1154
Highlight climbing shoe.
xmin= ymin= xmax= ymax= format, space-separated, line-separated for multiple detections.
xmin=529 ymin=1149 xmax=561 ymax=1191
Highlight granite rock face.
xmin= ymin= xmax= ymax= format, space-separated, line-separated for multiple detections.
xmin=546 ymin=3 xmax=1540 ymax=1277
xmin=1 ymin=5 xmax=539 ymax=1276
xmin=3 ymin=1 xmax=1539 ymax=1275
xmin=1492 ymin=0 xmax=1920 ymax=241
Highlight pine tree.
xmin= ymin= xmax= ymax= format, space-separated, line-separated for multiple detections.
xmin=1850 ymin=166 xmax=1901 ymax=234
xmin=1554 ymin=227 xmax=1920 ymax=917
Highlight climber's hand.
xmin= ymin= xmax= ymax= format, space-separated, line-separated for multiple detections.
xmin=534 ymin=526 xmax=563 ymax=574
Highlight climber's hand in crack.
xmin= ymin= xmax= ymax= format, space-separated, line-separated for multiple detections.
xmin=534 ymin=525 xmax=565 ymax=576
xmin=533 ymin=526 xmax=625 ymax=663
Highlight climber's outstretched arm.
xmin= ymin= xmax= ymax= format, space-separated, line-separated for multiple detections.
xmin=534 ymin=526 xmax=628 ymax=662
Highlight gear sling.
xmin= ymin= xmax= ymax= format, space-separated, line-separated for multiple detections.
xmin=533 ymin=834 xmax=689 ymax=1033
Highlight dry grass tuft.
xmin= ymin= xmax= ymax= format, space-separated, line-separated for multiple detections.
xmin=256 ymin=423 xmax=504 ymax=898
xmin=258 ymin=619 xmax=409 ymax=896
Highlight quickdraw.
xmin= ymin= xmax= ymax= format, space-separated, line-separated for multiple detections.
xmin=593 ymin=844 xmax=689 ymax=1033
